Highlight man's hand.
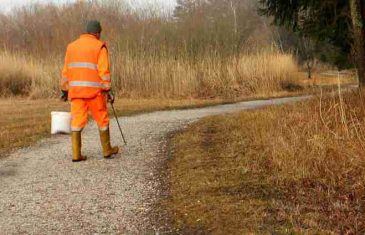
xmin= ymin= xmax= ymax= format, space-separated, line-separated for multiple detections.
xmin=60 ymin=90 xmax=68 ymax=102
xmin=106 ymin=90 xmax=115 ymax=104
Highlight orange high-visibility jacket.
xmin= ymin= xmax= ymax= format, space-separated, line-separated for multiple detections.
xmin=61 ymin=34 xmax=111 ymax=99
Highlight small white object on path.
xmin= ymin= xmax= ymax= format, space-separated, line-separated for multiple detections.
xmin=51 ymin=112 xmax=72 ymax=135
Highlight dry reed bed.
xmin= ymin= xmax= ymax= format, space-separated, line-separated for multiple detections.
xmin=0 ymin=51 xmax=298 ymax=99
xmin=168 ymin=88 xmax=365 ymax=233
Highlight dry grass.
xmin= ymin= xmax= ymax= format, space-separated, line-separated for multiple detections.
xmin=297 ymin=70 xmax=358 ymax=87
xmin=0 ymin=52 xmax=36 ymax=96
xmin=0 ymin=51 xmax=61 ymax=98
xmin=0 ymin=98 xmax=229 ymax=157
xmin=0 ymin=50 xmax=300 ymax=99
xmin=114 ymin=50 xmax=299 ymax=98
xmin=0 ymin=99 xmax=68 ymax=154
xmin=168 ymin=88 xmax=365 ymax=234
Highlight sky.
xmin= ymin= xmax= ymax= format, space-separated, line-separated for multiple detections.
xmin=0 ymin=0 xmax=177 ymax=12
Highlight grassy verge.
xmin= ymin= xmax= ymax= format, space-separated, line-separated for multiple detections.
xmin=167 ymin=89 xmax=365 ymax=234
xmin=0 ymin=98 xmax=229 ymax=157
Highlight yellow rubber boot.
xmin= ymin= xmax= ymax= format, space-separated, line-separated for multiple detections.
xmin=99 ymin=129 xmax=119 ymax=158
xmin=72 ymin=131 xmax=87 ymax=162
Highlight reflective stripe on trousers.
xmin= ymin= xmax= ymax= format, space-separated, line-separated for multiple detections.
xmin=99 ymin=126 xmax=109 ymax=131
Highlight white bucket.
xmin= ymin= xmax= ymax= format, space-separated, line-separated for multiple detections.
xmin=51 ymin=112 xmax=72 ymax=134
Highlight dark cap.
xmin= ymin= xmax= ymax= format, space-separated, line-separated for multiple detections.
xmin=86 ymin=20 xmax=102 ymax=34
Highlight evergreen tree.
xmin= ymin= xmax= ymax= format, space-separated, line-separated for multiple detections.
xmin=260 ymin=0 xmax=365 ymax=83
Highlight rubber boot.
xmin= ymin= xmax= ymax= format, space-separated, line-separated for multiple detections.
xmin=72 ymin=131 xmax=87 ymax=162
xmin=99 ymin=129 xmax=119 ymax=159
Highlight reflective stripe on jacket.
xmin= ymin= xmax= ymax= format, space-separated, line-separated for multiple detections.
xmin=61 ymin=34 xmax=111 ymax=99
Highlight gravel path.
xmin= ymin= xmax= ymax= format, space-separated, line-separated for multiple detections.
xmin=0 ymin=96 xmax=308 ymax=234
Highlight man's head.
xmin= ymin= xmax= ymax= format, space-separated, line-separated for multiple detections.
xmin=86 ymin=20 xmax=102 ymax=39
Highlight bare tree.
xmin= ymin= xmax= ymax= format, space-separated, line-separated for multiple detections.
xmin=298 ymin=36 xmax=316 ymax=79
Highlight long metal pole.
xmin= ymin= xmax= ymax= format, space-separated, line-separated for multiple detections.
xmin=110 ymin=103 xmax=127 ymax=145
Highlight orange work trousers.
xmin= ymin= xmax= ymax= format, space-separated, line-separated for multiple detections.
xmin=71 ymin=93 xmax=109 ymax=132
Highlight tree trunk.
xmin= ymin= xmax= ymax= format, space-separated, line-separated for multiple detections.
xmin=307 ymin=61 xmax=312 ymax=79
xmin=230 ymin=0 xmax=238 ymax=35
xmin=350 ymin=0 xmax=365 ymax=85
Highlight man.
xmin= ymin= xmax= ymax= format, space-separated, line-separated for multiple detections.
xmin=60 ymin=20 xmax=119 ymax=162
